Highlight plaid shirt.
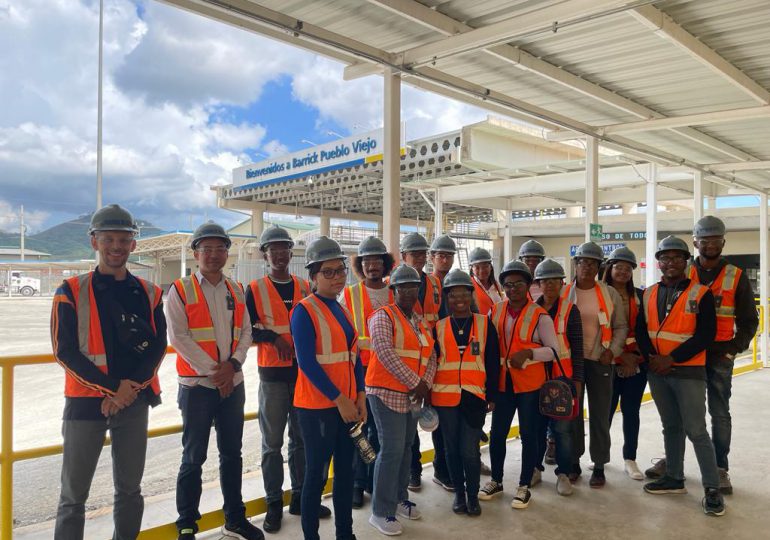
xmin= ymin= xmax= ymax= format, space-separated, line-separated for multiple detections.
xmin=366 ymin=308 xmax=437 ymax=413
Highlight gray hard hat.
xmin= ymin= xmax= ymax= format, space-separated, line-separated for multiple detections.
xmin=191 ymin=220 xmax=231 ymax=250
xmin=400 ymin=232 xmax=430 ymax=253
xmin=655 ymin=235 xmax=690 ymax=260
xmin=534 ymin=258 xmax=566 ymax=281
xmin=573 ymin=241 xmax=604 ymax=262
xmin=499 ymin=260 xmax=533 ymax=283
xmin=430 ymin=234 xmax=457 ymax=254
xmin=88 ymin=204 xmax=138 ymax=235
xmin=469 ymin=247 xmax=493 ymax=265
xmin=442 ymin=268 xmax=474 ymax=290
xmin=607 ymin=246 xmax=638 ymax=269
xmin=518 ymin=239 xmax=546 ymax=259
xmin=694 ymin=215 xmax=726 ymax=238
xmin=305 ymin=235 xmax=345 ymax=268
xmin=388 ymin=264 xmax=421 ymax=288
xmin=358 ymin=236 xmax=389 ymax=257
xmin=259 ymin=225 xmax=294 ymax=251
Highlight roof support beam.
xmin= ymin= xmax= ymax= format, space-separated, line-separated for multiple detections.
xmin=706 ymin=161 xmax=770 ymax=173
xmin=630 ymin=4 xmax=770 ymax=104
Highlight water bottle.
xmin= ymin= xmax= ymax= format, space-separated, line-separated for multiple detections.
xmin=349 ymin=421 xmax=376 ymax=464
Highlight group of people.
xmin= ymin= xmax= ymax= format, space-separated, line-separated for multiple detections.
xmin=50 ymin=205 xmax=756 ymax=540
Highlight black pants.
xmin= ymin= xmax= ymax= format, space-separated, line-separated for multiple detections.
xmin=609 ymin=364 xmax=648 ymax=461
xmin=410 ymin=426 xmax=450 ymax=479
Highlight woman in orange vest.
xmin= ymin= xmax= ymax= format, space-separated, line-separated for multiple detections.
xmin=432 ymin=269 xmax=499 ymax=517
xmin=365 ymin=264 xmax=436 ymax=535
xmin=290 ymin=236 xmax=366 ymax=540
xmin=469 ymin=247 xmax=503 ymax=316
xmin=478 ymin=261 xmax=559 ymax=510
xmin=603 ymin=246 xmax=647 ymax=482
xmin=342 ymin=236 xmax=394 ymax=509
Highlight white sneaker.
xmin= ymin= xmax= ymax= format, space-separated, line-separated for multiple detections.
xmin=530 ymin=468 xmax=542 ymax=487
xmin=511 ymin=486 xmax=531 ymax=509
xmin=396 ymin=500 xmax=421 ymax=520
xmin=557 ymin=473 xmax=573 ymax=496
xmin=369 ymin=515 xmax=403 ymax=536
xmin=625 ymin=459 xmax=644 ymax=481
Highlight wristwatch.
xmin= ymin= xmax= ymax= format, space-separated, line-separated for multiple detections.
xmin=228 ymin=357 xmax=243 ymax=373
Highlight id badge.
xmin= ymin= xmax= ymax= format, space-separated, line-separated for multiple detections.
xmin=226 ymin=295 xmax=235 ymax=311
xmin=471 ymin=341 xmax=480 ymax=356
xmin=419 ymin=333 xmax=429 ymax=347
xmin=598 ymin=311 xmax=609 ymax=326
xmin=433 ymin=291 xmax=440 ymax=305
xmin=687 ymin=299 xmax=699 ymax=313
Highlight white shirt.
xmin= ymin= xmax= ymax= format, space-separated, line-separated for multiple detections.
xmin=165 ymin=271 xmax=252 ymax=389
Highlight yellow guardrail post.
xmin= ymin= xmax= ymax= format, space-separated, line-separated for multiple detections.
xmin=1 ymin=362 xmax=14 ymax=540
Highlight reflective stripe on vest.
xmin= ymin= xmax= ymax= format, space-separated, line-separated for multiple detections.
xmin=365 ymin=305 xmax=435 ymax=393
xmin=552 ymin=299 xmax=574 ymax=378
xmin=492 ymin=301 xmax=549 ymax=393
xmin=293 ymin=295 xmax=359 ymax=409
xmin=688 ymin=263 xmax=740 ymax=342
xmin=174 ymin=275 xmax=245 ymax=376
xmin=563 ymin=281 xmax=614 ymax=348
xmin=472 ymin=276 xmax=501 ymax=317
xmin=415 ymin=274 xmax=442 ymax=327
xmin=432 ymin=314 xmax=487 ymax=406
xmin=643 ymin=281 xmax=708 ymax=367
xmin=343 ymin=282 xmax=393 ymax=367
xmin=250 ymin=275 xmax=309 ymax=368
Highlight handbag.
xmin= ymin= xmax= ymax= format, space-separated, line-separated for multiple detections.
xmin=538 ymin=356 xmax=578 ymax=420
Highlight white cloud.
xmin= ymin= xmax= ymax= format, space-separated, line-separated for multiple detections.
xmin=0 ymin=199 xmax=49 ymax=233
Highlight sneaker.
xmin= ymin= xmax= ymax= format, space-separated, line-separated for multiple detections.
xmin=177 ymin=528 xmax=196 ymax=540
xmin=589 ymin=468 xmax=606 ymax=488
xmin=544 ymin=439 xmax=556 ymax=465
xmin=466 ymin=495 xmax=481 ymax=516
xmin=480 ymin=461 xmax=492 ymax=476
xmin=433 ymin=474 xmax=455 ymax=492
xmin=643 ymin=476 xmax=687 ymax=495
xmin=478 ymin=480 xmax=504 ymax=500
xmin=625 ymin=459 xmax=644 ymax=481
xmin=718 ymin=468 xmax=733 ymax=495
xmin=407 ymin=471 xmax=422 ymax=492
xmin=645 ymin=458 xmax=667 ymax=480
xmin=396 ymin=500 xmax=421 ymax=520
xmin=703 ymin=487 xmax=726 ymax=516
xmin=452 ymin=492 xmax=467 ymax=514
xmin=319 ymin=504 xmax=332 ymax=519
xmin=556 ymin=473 xmax=573 ymax=496
xmin=530 ymin=468 xmax=542 ymax=487
xmin=222 ymin=520 xmax=265 ymax=540
xmin=352 ymin=488 xmax=365 ymax=509
xmin=510 ymin=486 xmax=531 ymax=509
xmin=263 ymin=501 xmax=283 ymax=533
xmin=368 ymin=515 xmax=403 ymax=536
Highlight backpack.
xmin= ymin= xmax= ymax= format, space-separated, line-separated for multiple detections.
xmin=539 ymin=356 xmax=578 ymax=420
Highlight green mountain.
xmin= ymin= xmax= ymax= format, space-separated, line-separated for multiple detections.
xmin=0 ymin=214 xmax=164 ymax=260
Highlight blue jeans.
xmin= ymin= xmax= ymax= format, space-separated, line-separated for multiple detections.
xmin=490 ymin=390 xmax=542 ymax=486
xmin=176 ymin=383 xmax=246 ymax=532
xmin=436 ymin=406 xmax=481 ymax=496
xmin=353 ymin=397 xmax=379 ymax=491
xmin=297 ymin=407 xmax=355 ymax=540
xmin=609 ymin=364 xmax=648 ymax=461
xmin=647 ymin=373 xmax=720 ymax=488
xmin=537 ymin=415 xmax=574 ymax=476
xmin=368 ymin=396 xmax=416 ymax=518
xmin=258 ymin=380 xmax=304 ymax=504
xmin=706 ymin=352 xmax=734 ymax=470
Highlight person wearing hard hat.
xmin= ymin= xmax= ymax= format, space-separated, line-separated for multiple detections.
xmin=645 ymin=217 xmax=757 ymax=495
xmin=430 ymin=234 xmax=457 ymax=283
xmin=602 ymin=247 xmax=647 ymax=482
xmin=365 ymin=264 xmax=436 ymax=535
xmin=432 ymin=269 xmax=500 ymax=517
xmin=245 ymin=225 xmax=330 ymax=533
xmin=532 ymin=258 xmax=584 ymax=494
xmin=477 ymin=261 xmax=559 ymax=509
xmin=469 ymin=247 xmax=503 ymax=316
xmin=634 ymin=235 xmax=725 ymax=516
xmin=51 ymin=204 xmax=168 ymax=540
xmin=562 ymin=241 xmax=628 ymax=487
xmin=400 ymin=232 xmax=442 ymax=329
xmin=342 ymin=236 xmax=395 ymax=509
xmin=290 ymin=236 xmax=366 ymax=540
xmin=167 ymin=221 xmax=263 ymax=540
xmin=518 ymin=239 xmax=546 ymax=302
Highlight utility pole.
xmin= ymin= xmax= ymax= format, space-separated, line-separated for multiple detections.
xmin=96 ymin=0 xmax=104 ymax=212
xmin=20 ymin=205 xmax=25 ymax=261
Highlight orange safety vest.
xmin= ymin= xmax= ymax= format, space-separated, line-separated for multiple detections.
xmin=472 ymin=276 xmax=502 ymax=317
xmin=173 ymin=274 xmax=246 ymax=376
xmin=343 ymin=282 xmax=393 ymax=367
xmin=492 ymin=300 xmax=550 ymax=393
xmin=643 ymin=280 xmax=709 ymax=367
xmin=293 ymin=295 xmax=359 ymax=409
xmin=61 ymin=272 xmax=162 ymax=398
xmin=417 ymin=273 xmax=442 ymax=328
xmin=562 ymin=281 xmax=614 ymax=349
xmin=249 ymin=275 xmax=310 ymax=368
xmin=549 ymin=298 xmax=574 ymax=378
xmin=614 ymin=289 xmax=642 ymax=362
xmin=688 ymin=263 xmax=741 ymax=343
xmin=365 ymin=305 xmax=434 ymax=392
xmin=432 ymin=314 xmax=488 ymax=406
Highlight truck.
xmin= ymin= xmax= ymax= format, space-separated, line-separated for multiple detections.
xmin=0 ymin=271 xmax=41 ymax=296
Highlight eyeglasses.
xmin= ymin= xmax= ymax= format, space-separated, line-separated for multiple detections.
xmin=362 ymin=259 xmax=384 ymax=266
xmin=502 ymin=281 xmax=528 ymax=290
xmin=266 ymin=246 xmax=291 ymax=255
xmin=432 ymin=252 xmax=453 ymax=260
xmin=658 ymin=255 xmax=687 ymax=264
xmin=196 ymin=246 xmax=228 ymax=255
xmin=447 ymin=289 xmax=472 ymax=299
xmin=319 ymin=267 xmax=348 ymax=279
xmin=696 ymin=238 xmax=724 ymax=245
xmin=576 ymin=259 xmax=599 ymax=267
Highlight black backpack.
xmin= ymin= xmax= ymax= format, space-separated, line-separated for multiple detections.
xmin=539 ymin=357 xmax=578 ymax=420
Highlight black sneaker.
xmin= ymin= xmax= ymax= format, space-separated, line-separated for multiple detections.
xmin=433 ymin=474 xmax=456 ymax=492
xmin=589 ymin=468 xmax=606 ymax=488
xmin=222 ymin=520 xmax=265 ymax=540
xmin=466 ymin=495 xmax=481 ymax=516
xmin=452 ymin=492 xmax=467 ymax=514
xmin=177 ymin=528 xmax=196 ymax=540
xmin=319 ymin=504 xmax=332 ymax=519
xmin=352 ymin=488 xmax=364 ymax=509
xmin=643 ymin=476 xmax=687 ymax=495
xmin=645 ymin=458 xmax=667 ymax=479
xmin=263 ymin=501 xmax=283 ymax=534
xmin=703 ymin=487 xmax=725 ymax=516
xmin=408 ymin=471 xmax=422 ymax=492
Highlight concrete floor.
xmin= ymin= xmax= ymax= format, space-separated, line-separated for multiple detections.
xmin=14 ymin=366 xmax=769 ymax=540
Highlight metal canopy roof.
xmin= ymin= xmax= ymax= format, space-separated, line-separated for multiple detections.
xmin=166 ymin=0 xmax=770 ymax=214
